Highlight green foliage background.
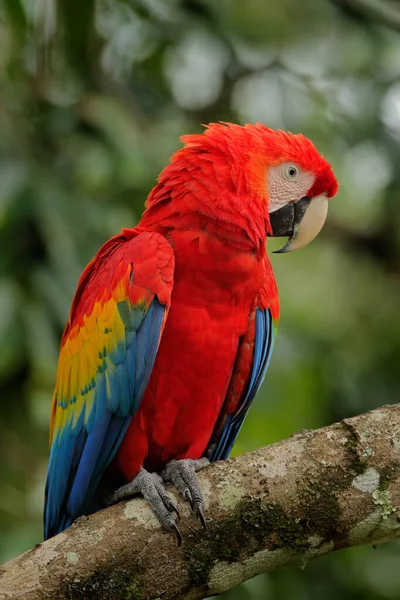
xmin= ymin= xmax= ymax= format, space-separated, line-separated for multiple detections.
xmin=1 ymin=0 xmax=400 ymax=597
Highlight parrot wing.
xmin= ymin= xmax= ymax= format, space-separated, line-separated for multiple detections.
xmin=44 ymin=230 xmax=174 ymax=539
xmin=205 ymin=308 xmax=276 ymax=462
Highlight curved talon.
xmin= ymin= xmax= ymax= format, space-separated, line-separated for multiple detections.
xmin=196 ymin=504 xmax=207 ymax=529
xmin=184 ymin=488 xmax=193 ymax=507
xmin=172 ymin=523 xmax=183 ymax=546
xmin=106 ymin=467 xmax=179 ymax=536
xmin=167 ymin=500 xmax=180 ymax=520
xmin=162 ymin=457 xmax=209 ymax=528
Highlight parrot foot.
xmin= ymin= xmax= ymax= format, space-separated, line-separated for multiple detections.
xmin=104 ymin=467 xmax=182 ymax=545
xmin=161 ymin=458 xmax=209 ymax=529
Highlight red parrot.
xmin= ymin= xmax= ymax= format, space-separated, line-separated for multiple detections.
xmin=44 ymin=123 xmax=338 ymax=541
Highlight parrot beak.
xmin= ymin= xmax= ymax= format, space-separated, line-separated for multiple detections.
xmin=268 ymin=194 xmax=328 ymax=253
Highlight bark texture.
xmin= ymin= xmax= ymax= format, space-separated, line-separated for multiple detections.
xmin=1 ymin=404 xmax=400 ymax=600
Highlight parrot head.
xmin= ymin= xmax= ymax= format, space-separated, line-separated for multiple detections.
xmin=261 ymin=127 xmax=338 ymax=253
xmin=146 ymin=122 xmax=338 ymax=253
xmin=187 ymin=123 xmax=337 ymax=252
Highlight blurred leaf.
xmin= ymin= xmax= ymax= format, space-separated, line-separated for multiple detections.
xmin=58 ymin=0 xmax=96 ymax=80
xmin=3 ymin=0 xmax=27 ymax=38
xmin=0 ymin=281 xmax=24 ymax=377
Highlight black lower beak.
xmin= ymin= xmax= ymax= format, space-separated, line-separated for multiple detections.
xmin=268 ymin=196 xmax=311 ymax=252
xmin=268 ymin=196 xmax=311 ymax=237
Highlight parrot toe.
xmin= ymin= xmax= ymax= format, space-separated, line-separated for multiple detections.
xmin=161 ymin=457 xmax=209 ymax=529
xmin=104 ymin=466 xmax=182 ymax=544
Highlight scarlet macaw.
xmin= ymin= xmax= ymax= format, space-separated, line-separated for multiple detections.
xmin=44 ymin=123 xmax=338 ymax=541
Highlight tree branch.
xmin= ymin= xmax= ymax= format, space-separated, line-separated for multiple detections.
xmin=2 ymin=405 xmax=400 ymax=600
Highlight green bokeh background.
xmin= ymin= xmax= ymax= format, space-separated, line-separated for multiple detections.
xmin=1 ymin=0 xmax=400 ymax=597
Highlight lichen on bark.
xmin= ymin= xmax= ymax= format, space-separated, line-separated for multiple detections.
xmin=1 ymin=404 xmax=400 ymax=600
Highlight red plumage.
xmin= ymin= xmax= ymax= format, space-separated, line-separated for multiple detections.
xmin=113 ymin=122 xmax=336 ymax=477
xmin=46 ymin=123 xmax=338 ymax=536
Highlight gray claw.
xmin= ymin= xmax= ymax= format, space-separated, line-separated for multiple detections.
xmin=167 ymin=500 xmax=180 ymax=520
xmin=172 ymin=523 xmax=183 ymax=546
xmin=161 ymin=458 xmax=210 ymax=527
xmin=184 ymin=488 xmax=193 ymax=507
xmin=196 ymin=504 xmax=207 ymax=530
xmin=105 ymin=467 xmax=179 ymax=536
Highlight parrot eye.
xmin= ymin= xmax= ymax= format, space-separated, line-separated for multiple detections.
xmin=283 ymin=164 xmax=299 ymax=181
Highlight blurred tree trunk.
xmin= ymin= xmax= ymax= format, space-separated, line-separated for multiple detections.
xmin=1 ymin=404 xmax=400 ymax=600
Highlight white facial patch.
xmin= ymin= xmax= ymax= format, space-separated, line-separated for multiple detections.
xmin=267 ymin=163 xmax=316 ymax=213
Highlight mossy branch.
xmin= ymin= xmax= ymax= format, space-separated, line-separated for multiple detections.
xmin=2 ymin=405 xmax=400 ymax=600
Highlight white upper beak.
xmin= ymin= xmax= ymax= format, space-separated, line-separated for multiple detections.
xmin=277 ymin=194 xmax=328 ymax=253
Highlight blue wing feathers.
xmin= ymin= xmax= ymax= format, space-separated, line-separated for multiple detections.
xmin=207 ymin=309 xmax=275 ymax=462
xmin=210 ymin=415 xmax=233 ymax=461
xmin=107 ymin=364 xmax=121 ymax=413
xmin=96 ymin=415 xmax=132 ymax=475
xmin=136 ymin=301 xmax=164 ymax=402
xmin=116 ymin=363 xmax=131 ymax=413
xmin=44 ymin=297 xmax=166 ymax=539
xmin=67 ymin=412 xmax=111 ymax=516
